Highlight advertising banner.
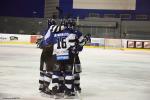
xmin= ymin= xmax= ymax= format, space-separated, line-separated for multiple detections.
xmin=136 ymin=41 xmax=143 ymax=48
xmin=127 ymin=41 xmax=135 ymax=48
xmin=144 ymin=41 xmax=150 ymax=49
xmin=73 ymin=0 xmax=136 ymax=10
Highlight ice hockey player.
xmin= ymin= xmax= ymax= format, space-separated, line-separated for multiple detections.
xmin=38 ymin=19 xmax=55 ymax=94
xmin=38 ymin=19 xmax=65 ymax=95
xmin=46 ymin=19 xmax=88 ymax=99
xmin=39 ymin=18 xmax=91 ymax=98
xmin=66 ymin=19 xmax=91 ymax=94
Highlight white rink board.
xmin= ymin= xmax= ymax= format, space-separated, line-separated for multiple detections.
xmin=0 ymin=33 xmax=30 ymax=42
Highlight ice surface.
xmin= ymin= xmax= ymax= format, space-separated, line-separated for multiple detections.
xmin=0 ymin=44 xmax=150 ymax=100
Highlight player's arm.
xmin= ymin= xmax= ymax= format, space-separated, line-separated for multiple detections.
xmin=75 ymin=30 xmax=91 ymax=47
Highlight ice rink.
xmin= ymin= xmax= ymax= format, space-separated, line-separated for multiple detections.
xmin=0 ymin=44 xmax=150 ymax=100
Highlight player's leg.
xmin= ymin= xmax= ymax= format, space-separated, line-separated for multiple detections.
xmin=43 ymin=71 xmax=52 ymax=94
xmin=51 ymin=61 xmax=61 ymax=98
xmin=58 ymin=71 xmax=65 ymax=94
xmin=42 ymin=47 xmax=54 ymax=94
xmin=39 ymin=50 xmax=47 ymax=91
xmin=64 ymin=62 xmax=75 ymax=98
xmin=43 ymin=71 xmax=52 ymax=88
xmin=74 ymin=54 xmax=82 ymax=93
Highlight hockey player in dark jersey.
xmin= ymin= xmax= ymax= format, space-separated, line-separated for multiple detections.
xmin=38 ymin=19 xmax=65 ymax=95
xmin=38 ymin=19 xmax=56 ymax=94
xmin=42 ymin=19 xmax=88 ymax=99
xmin=39 ymin=19 xmax=90 ymax=98
xmin=52 ymin=30 xmax=82 ymax=98
xmin=65 ymin=19 xmax=91 ymax=94
xmin=57 ymin=19 xmax=83 ymax=95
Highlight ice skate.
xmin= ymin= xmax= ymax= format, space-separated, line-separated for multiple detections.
xmin=39 ymin=84 xmax=44 ymax=92
xmin=43 ymin=87 xmax=52 ymax=95
xmin=64 ymin=90 xmax=75 ymax=99
xmin=52 ymin=86 xmax=61 ymax=99
xmin=75 ymin=86 xmax=81 ymax=93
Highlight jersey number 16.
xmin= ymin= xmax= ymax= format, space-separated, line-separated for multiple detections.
xmin=57 ymin=37 xmax=67 ymax=49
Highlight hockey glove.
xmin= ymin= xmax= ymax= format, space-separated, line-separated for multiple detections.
xmin=69 ymin=45 xmax=83 ymax=54
xmin=37 ymin=38 xmax=44 ymax=49
xmin=84 ymin=33 xmax=91 ymax=43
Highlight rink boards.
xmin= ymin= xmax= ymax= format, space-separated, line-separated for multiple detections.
xmin=0 ymin=33 xmax=42 ymax=44
xmin=0 ymin=33 xmax=150 ymax=50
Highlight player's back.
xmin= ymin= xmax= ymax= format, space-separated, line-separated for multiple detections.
xmin=52 ymin=28 xmax=76 ymax=61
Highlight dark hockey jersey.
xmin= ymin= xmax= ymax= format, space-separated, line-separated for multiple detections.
xmin=52 ymin=28 xmax=83 ymax=60
xmin=43 ymin=27 xmax=84 ymax=61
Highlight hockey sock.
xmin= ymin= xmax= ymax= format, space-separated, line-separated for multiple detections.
xmin=74 ymin=73 xmax=81 ymax=91
xmin=59 ymin=72 xmax=65 ymax=93
xmin=65 ymin=72 xmax=74 ymax=92
xmin=39 ymin=70 xmax=46 ymax=85
xmin=52 ymin=71 xmax=60 ymax=94
xmin=44 ymin=71 xmax=52 ymax=87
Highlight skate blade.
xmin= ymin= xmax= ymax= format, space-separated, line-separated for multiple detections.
xmin=76 ymin=92 xmax=82 ymax=100
xmin=64 ymin=95 xmax=76 ymax=99
xmin=40 ymin=91 xmax=53 ymax=98
xmin=53 ymin=95 xmax=61 ymax=99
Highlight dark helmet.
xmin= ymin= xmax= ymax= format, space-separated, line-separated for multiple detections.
xmin=60 ymin=19 xmax=67 ymax=26
xmin=60 ymin=18 xmax=76 ymax=28
xmin=48 ymin=18 xmax=56 ymax=25
xmin=67 ymin=18 xmax=76 ymax=28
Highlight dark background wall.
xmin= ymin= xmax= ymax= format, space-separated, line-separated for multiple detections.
xmin=0 ymin=0 xmax=45 ymax=18
xmin=0 ymin=0 xmax=150 ymax=40
xmin=0 ymin=0 xmax=150 ymax=18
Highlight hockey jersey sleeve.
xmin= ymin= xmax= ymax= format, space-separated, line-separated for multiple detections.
xmin=70 ymin=30 xmax=84 ymax=52
xmin=43 ymin=25 xmax=66 ymax=46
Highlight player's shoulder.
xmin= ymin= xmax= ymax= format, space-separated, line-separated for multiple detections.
xmin=73 ymin=29 xmax=79 ymax=33
xmin=73 ymin=29 xmax=82 ymax=36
